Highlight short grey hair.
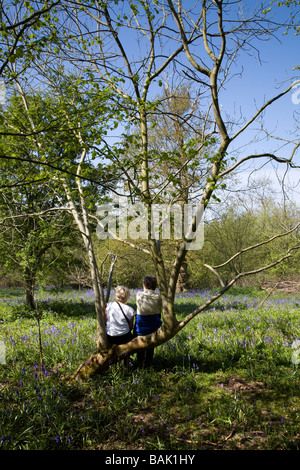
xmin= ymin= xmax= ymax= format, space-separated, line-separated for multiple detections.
xmin=115 ymin=285 xmax=130 ymax=303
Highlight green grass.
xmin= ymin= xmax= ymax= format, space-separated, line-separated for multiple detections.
xmin=0 ymin=286 xmax=300 ymax=450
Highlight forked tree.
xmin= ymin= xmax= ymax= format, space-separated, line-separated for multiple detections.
xmin=1 ymin=1 xmax=299 ymax=381
xmin=56 ymin=0 xmax=299 ymax=381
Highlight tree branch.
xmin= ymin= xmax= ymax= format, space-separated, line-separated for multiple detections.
xmin=230 ymin=83 xmax=296 ymax=143
xmin=212 ymin=220 xmax=300 ymax=269
xmin=178 ymin=245 xmax=300 ymax=329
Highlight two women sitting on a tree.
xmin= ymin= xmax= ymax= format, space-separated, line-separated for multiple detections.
xmin=105 ymin=275 xmax=162 ymax=368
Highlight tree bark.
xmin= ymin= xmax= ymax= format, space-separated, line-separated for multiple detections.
xmin=67 ymin=318 xmax=181 ymax=383
xmin=24 ymin=272 xmax=36 ymax=310
xmin=63 ymin=178 xmax=109 ymax=350
xmin=25 ymin=284 xmax=35 ymax=310
xmin=176 ymin=262 xmax=190 ymax=293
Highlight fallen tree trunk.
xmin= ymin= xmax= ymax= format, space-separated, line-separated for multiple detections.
xmin=67 ymin=323 xmax=181 ymax=383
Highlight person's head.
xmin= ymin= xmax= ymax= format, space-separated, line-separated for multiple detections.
xmin=143 ymin=275 xmax=157 ymax=291
xmin=115 ymin=285 xmax=130 ymax=303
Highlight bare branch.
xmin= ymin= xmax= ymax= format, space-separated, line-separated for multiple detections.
xmin=212 ymin=221 xmax=300 ymax=270
xmin=203 ymin=263 xmax=225 ymax=287
xmin=230 ymin=83 xmax=296 ymax=143
xmin=178 ymin=245 xmax=300 ymax=329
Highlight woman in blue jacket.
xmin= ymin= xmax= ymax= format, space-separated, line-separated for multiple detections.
xmin=134 ymin=275 xmax=162 ymax=368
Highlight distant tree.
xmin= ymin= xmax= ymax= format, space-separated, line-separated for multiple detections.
xmin=147 ymin=84 xmax=214 ymax=291
xmin=0 ymin=91 xmax=73 ymax=308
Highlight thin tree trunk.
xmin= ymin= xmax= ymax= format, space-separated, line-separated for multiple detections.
xmin=63 ymin=179 xmax=109 ymax=350
xmin=25 ymin=277 xmax=36 ymax=310
xmin=34 ymin=302 xmax=44 ymax=372
xmin=176 ymin=262 xmax=190 ymax=293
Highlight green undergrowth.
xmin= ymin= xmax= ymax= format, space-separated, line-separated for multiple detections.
xmin=1 ymin=286 xmax=300 ymax=450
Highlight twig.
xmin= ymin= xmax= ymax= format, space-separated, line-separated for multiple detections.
xmin=212 ymin=221 xmax=300 ymax=269
xmin=224 ymin=424 xmax=237 ymax=441
xmin=171 ymin=435 xmax=220 ymax=447
xmin=257 ymin=282 xmax=280 ymax=309
xmin=204 ymin=263 xmax=225 ymax=287
xmin=34 ymin=301 xmax=44 ymax=373
xmin=105 ymin=254 xmax=117 ymax=304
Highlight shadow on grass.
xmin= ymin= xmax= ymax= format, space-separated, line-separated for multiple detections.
xmin=36 ymin=298 xmax=96 ymax=318
xmin=5 ymin=298 xmax=96 ymax=320
xmin=0 ymin=287 xmax=26 ymax=299
xmin=174 ymin=300 xmax=258 ymax=319
xmin=152 ymin=355 xmax=224 ymax=374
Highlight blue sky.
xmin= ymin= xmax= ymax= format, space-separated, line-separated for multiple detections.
xmin=97 ymin=1 xmax=300 ymax=203
xmin=112 ymin=2 xmax=299 ymax=176
xmin=100 ymin=1 xmax=300 ymax=205
xmin=215 ymin=11 xmax=300 ymax=204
